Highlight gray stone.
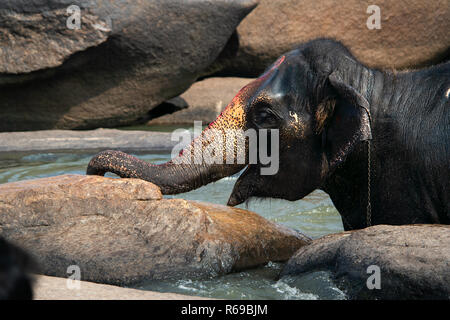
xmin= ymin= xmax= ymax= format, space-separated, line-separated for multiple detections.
xmin=0 ymin=129 xmax=178 ymax=153
xmin=281 ymin=225 xmax=450 ymax=299
xmin=0 ymin=0 xmax=257 ymax=131
xmin=0 ymin=174 xmax=310 ymax=286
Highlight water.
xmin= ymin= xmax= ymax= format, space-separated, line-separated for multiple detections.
xmin=0 ymin=151 xmax=345 ymax=299
xmin=137 ymin=264 xmax=346 ymax=300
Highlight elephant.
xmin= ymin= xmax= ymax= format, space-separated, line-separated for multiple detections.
xmin=87 ymin=39 xmax=450 ymax=230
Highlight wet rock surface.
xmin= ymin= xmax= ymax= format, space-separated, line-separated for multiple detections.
xmin=0 ymin=174 xmax=310 ymax=286
xmin=281 ymin=224 xmax=450 ymax=299
xmin=0 ymin=0 xmax=257 ymax=131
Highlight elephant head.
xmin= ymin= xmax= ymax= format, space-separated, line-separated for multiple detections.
xmin=87 ymin=39 xmax=373 ymax=206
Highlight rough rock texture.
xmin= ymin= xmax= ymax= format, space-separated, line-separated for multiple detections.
xmin=147 ymin=77 xmax=254 ymax=125
xmin=0 ymin=0 xmax=257 ymax=131
xmin=0 ymin=4 xmax=110 ymax=74
xmin=281 ymin=225 xmax=450 ymax=299
xmin=215 ymin=0 xmax=450 ymax=76
xmin=0 ymin=129 xmax=177 ymax=153
xmin=33 ymin=275 xmax=210 ymax=300
xmin=0 ymin=174 xmax=310 ymax=286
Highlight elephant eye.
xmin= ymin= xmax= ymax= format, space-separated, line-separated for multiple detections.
xmin=251 ymin=102 xmax=281 ymax=128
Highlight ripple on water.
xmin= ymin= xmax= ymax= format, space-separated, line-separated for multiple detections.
xmin=136 ymin=262 xmax=346 ymax=300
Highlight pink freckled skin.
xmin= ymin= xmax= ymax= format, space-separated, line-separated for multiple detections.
xmin=207 ymin=55 xmax=286 ymax=130
xmin=170 ymin=56 xmax=286 ymax=162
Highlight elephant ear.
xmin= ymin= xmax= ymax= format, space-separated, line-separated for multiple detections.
xmin=324 ymin=71 xmax=372 ymax=170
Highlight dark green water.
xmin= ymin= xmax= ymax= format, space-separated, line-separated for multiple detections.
xmin=0 ymin=151 xmax=346 ymax=299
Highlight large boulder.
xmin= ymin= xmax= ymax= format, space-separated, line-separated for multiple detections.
xmin=215 ymin=0 xmax=450 ymax=76
xmin=147 ymin=77 xmax=254 ymax=125
xmin=0 ymin=0 xmax=257 ymax=131
xmin=0 ymin=174 xmax=310 ymax=286
xmin=281 ymin=225 xmax=450 ymax=299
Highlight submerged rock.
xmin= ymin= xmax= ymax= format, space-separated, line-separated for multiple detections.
xmin=0 ymin=174 xmax=310 ymax=286
xmin=0 ymin=0 xmax=257 ymax=131
xmin=215 ymin=0 xmax=450 ymax=76
xmin=281 ymin=225 xmax=450 ymax=299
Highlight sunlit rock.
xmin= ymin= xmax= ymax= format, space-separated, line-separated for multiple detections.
xmin=0 ymin=174 xmax=310 ymax=286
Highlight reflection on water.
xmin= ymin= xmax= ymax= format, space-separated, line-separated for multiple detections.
xmin=0 ymin=151 xmax=345 ymax=299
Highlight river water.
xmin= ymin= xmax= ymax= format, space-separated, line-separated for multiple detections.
xmin=0 ymin=150 xmax=346 ymax=299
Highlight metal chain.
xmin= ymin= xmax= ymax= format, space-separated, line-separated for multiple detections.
xmin=366 ymin=140 xmax=372 ymax=227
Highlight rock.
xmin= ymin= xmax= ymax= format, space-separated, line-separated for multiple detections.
xmin=0 ymin=0 xmax=257 ymax=131
xmin=33 ymin=275 xmax=210 ymax=300
xmin=0 ymin=129 xmax=178 ymax=153
xmin=0 ymin=2 xmax=110 ymax=74
xmin=147 ymin=77 xmax=255 ymax=125
xmin=215 ymin=0 xmax=450 ymax=76
xmin=280 ymin=225 xmax=450 ymax=299
xmin=0 ymin=174 xmax=310 ymax=286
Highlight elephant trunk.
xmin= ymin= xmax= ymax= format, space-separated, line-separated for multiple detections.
xmin=86 ymin=80 xmax=259 ymax=194
xmin=86 ymin=150 xmax=244 ymax=194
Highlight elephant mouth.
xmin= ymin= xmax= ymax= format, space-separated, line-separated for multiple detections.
xmin=227 ymin=165 xmax=257 ymax=206
xmin=227 ymin=190 xmax=248 ymax=206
